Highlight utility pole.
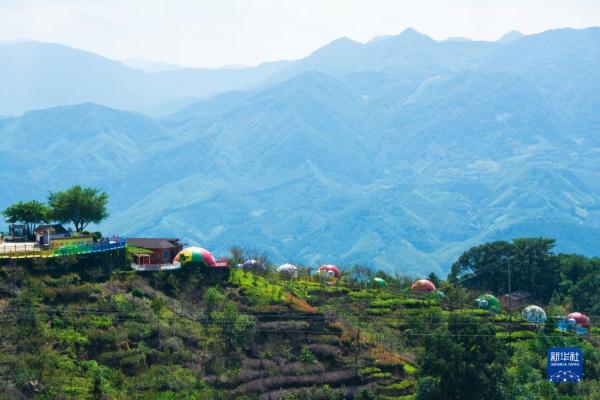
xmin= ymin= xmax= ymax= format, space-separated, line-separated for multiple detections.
xmin=507 ymin=256 xmax=512 ymax=339
xmin=354 ymin=328 xmax=360 ymax=394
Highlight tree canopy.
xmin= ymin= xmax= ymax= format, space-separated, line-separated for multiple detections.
xmin=448 ymin=238 xmax=559 ymax=302
xmin=48 ymin=186 xmax=109 ymax=233
xmin=416 ymin=314 xmax=508 ymax=400
xmin=1 ymin=200 xmax=49 ymax=234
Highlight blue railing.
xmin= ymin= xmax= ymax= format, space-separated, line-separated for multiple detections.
xmin=1 ymin=237 xmax=127 ymax=258
xmin=54 ymin=237 xmax=126 ymax=255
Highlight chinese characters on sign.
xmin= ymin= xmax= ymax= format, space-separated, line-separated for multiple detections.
xmin=547 ymin=347 xmax=583 ymax=383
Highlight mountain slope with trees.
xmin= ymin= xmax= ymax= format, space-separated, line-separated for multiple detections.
xmin=1 ymin=28 xmax=600 ymax=275
xmin=0 ymin=237 xmax=599 ymax=399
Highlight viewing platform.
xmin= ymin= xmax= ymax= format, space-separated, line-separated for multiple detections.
xmin=0 ymin=237 xmax=126 ymax=259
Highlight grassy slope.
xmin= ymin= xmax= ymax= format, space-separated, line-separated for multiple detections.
xmin=0 ymin=262 xmax=597 ymax=399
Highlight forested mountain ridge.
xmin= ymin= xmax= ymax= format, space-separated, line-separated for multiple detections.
xmin=1 ymin=27 xmax=600 ymax=275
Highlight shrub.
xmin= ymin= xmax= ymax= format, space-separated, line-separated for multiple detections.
xmin=257 ymin=321 xmax=310 ymax=332
xmin=43 ymin=283 xmax=101 ymax=303
xmin=510 ymin=330 xmax=536 ymax=339
xmin=88 ymin=315 xmax=113 ymax=329
xmin=384 ymin=380 xmax=413 ymax=390
xmin=98 ymin=349 xmax=147 ymax=373
xmin=307 ymin=344 xmax=340 ymax=361
xmin=211 ymin=302 xmax=256 ymax=353
xmin=300 ymin=347 xmax=317 ymax=364
xmin=86 ymin=328 xmax=128 ymax=351
xmin=403 ymin=364 xmax=417 ymax=375
xmin=368 ymin=307 xmax=392 ymax=315
xmin=349 ymin=290 xmax=377 ymax=299
xmin=359 ymin=366 xmax=383 ymax=376
xmin=327 ymin=320 xmax=345 ymax=333
xmin=416 ymin=376 xmax=441 ymax=400
xmin=111 ymin=293 xmax=137 ymax=314
xmin=49 ymin=327 xmax=89 ymax=347
xmin=128 ymin=365 xmax=197 ymax=392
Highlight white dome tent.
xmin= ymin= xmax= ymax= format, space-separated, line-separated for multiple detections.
xmin=276 ymin=263 xmax=298 ymax=279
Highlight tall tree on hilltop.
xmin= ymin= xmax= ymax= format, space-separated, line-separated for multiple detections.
xmin=48 ymin=185 xmax=108 ymax=233
xmin=448 ymin=240 xmax=513 ymax=294
xmin=448 ymin=238 xmax=559 ymax=302
xmin=2 ymin=200 xmax=49 ymax=235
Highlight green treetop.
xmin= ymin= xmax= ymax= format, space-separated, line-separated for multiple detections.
xmin=2 ymin=200 xmax=49 ymax=234
xmin=416 ymin=313 xmax=508 ymax=400
xmin=48 ymin=185 xmax=109 ymax=233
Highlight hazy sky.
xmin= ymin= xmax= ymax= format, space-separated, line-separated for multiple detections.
xmin=1 ymin=0 xmax=599 ymax=68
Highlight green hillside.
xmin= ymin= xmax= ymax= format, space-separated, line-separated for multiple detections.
xmin=0 ymin=238 xmax=599 ymax=399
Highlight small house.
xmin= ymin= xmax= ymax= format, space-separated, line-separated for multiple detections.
xmin=6 ymin=224 xmax=30 ymax=242
xmin=127 ymin=238 xmax=183 ymax=264
xmin=35 ymin=224 xmax=71 ymax=247
xmin=500 ymin=290 xmax=531 ymax=310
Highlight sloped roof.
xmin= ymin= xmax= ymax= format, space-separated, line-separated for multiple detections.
xmin=501 ymin=290 xmax=531 ymax=301
xmin=35 ymin=224 xmax=69 ymax=234
xmin=127 ymin=238 xmax=182 ymax=250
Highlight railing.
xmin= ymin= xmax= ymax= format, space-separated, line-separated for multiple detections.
xmin=131 ymin=262 xmax=181 ymax=271
xmin=0 ymin=243 xmax=38 ymax=253
xmin=0 ymin=237 xmax=126 ymax=259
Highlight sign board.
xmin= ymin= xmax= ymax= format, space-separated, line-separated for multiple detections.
xmin=547 ymin=347 xmax=583 ymax=383
xmin=213 ymin=257 xmax=230 ymax=268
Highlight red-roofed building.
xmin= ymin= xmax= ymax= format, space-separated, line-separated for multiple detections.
xmin=127 ymin=238 xmax=183 ymax=264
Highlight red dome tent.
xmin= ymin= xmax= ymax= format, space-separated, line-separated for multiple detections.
xmin=411 ymin=279 xmax=436 ymax=293
xmin=318 ymin=264 xmax=341 ymax=279
xmin=568 ymin=312 xmax=590 ymax=329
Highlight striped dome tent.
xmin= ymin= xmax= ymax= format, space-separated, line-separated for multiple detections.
xmin=173 ymin=246 xmax=216 ymax=268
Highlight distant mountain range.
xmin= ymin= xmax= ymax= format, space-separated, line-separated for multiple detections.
xmin=0 ymin=41 xmax=291 ymax=116
xmin=1 ymin=27 xmax=599 ymax=276
xmin=121 ymin=57 xmax=184 ymax=73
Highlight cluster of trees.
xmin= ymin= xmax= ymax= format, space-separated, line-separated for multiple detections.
xmin=415 ymin=313 xmax=600 ymax=400
xmin=2 ymin=185 xmax=108 ymax=235
xmin=416 ymin=314 xmax=508 ymax=400
xmin=202 ymin=287 xmax=255 ymax=356
xmin=449 ymin=238 xmax=559 ymax=301
xmin=448 ymin=237 xmax=600 ymax=314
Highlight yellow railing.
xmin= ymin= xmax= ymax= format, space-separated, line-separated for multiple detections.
xmin=0 ymin=238 xmax=126 ymax=260
xmin=0 ymin=249 xmax=53 ymax=259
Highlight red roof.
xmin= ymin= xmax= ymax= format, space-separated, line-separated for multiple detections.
xmin=127 ymin=238 xmax=182 ymax=250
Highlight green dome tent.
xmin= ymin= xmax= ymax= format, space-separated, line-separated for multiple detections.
xmin=475 ymin=294 xmax=501 ymax=313
xmin=372 ymin=277 xmax=386 ymax=287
